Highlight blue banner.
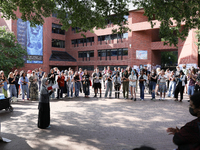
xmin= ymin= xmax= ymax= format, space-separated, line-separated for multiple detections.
xmin=27 ymin=21 xmax=43 ymax=64
xmin=17 ymin=19 xmax=43 ymax=64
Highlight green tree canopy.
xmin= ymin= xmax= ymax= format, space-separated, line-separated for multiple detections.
xmin=0 ymin=26 xmax=27 ymax=75
xmin=1 ymin=0 xmax=200 ymax=46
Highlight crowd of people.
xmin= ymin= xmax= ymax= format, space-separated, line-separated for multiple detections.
xmin=0 ymin=64 xmax=200 ymax=102
xmin=0 ymin=65 xmax=200 ymax=149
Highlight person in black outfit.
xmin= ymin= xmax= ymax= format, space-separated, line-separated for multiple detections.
xmin=14 ymin=70 xmax=20 ymax=98
xmin=167 ymin=92 xmax=200 ymax=150
xmin=82 ymin=69 xmax=90 ymax=97
xmin=174 ymin=70 xmax=185 ymax=102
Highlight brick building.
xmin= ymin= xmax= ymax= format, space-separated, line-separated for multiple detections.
xmin=0 ymin=8 xmax=198 ymax=73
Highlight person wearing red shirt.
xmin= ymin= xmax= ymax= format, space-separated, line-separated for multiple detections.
xmin=57 ymin=71 xmax=65 ymax=99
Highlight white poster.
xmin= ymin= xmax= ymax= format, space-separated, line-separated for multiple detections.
xmin=136 ymin=50 xmax=148 ymax=59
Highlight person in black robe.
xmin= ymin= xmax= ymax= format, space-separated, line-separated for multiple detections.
xmin=38 ymin=78 xmax=53 ymax=129
xmin=167 ymin=92 xmax=200 ymax=150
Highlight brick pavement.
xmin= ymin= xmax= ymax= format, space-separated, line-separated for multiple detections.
xmin=0 ymin=88 xmax=195 ymax=150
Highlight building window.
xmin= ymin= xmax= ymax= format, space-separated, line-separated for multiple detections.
xmin=123 ymin=33 xmax=128 ymax=39
xmin=52 ymin=39 xmax=65 ymax=48
xmin=71 ymin=37 xmax=94 ymax=47
xmin=78 ymin=51 xmax=94 ymax=61
xmin=123 ymin=48 xmax=128 ymax=55
xmin=111 ymin=49 xmax=117 ymax=56
xmin=52 ymin=24 xmax=65 ymax=35
xmin=98 ymin=48 xmax=128 ymax=60
xmin=78 ymin=66 xmax=94 ymax=71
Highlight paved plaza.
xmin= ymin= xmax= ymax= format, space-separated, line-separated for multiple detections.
xmin=0 ymin=88 xmax=195 ymax=150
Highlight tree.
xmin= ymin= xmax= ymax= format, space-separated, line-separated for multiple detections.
xmin=0 ymin=0 xmax=129 ymax=34
xmin=133 ymin=0 xmax=200 ymax=46
xmin=1 ymin=0 xmax=200 ymax=46
xmin=0 ymin=26 xmax=27 ymax=75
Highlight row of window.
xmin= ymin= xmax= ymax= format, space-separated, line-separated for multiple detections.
xmin=98 ymin=33 xmax=128 ymax=42
xmin=52 ymin=39 xmax=65 ymax=48
xmin=98 ymin=48 xmax=128 ymax=57
xmin=52 ymin=23 xmax=65 ymax=35
xmin=71 ymin=37 xmax=94 ymax=47
xmin=78 ymin=51 xmax=94 ymax=58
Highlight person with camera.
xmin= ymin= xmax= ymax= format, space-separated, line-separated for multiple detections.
xmin=168 ymin=70 xmax=176 ymax=98
xmin=113 ymin=72 xmax=121 ymax=98
xmin=104 ymin=72 xmax=113 ymax=98
xmin=93 ymin=67 xmax=102 ymax=98
xmin=158 ymin=69 xmax=168 ymax=100
xmin=19 ymin=72 xmax=29 ymax=101
xmin=8 ymin=72 xmax=17 ymax=98
xmin=174 ymin=70 xmax=186 ymax=102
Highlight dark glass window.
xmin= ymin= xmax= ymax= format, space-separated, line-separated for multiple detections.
xmin=90 ymin=51 xmax=94 ymax=57
xmin=111 ymin=34 xmax=118 ymax=40
xmin=123 ymin=48 xmax=128 ymax=55
xmin=118 ymin=49 xmax=122 ymax=55
xmin=78 ymin=51 xmax=94 ymax=58
xmin=111 ymin=49 xmax=117 ymax=56
xmin=71 ymin=37 xmax=94 ymax=46
xmin=52 ymin=39 xmax=65 ymax=48
xmin=98 ymin=48 xmax=128 ymax=57
xmin=107 ymin=50 xmax=111 ymax=56
xmin=78 ymin=52 xmax=84 ymax=58
xmin=102 ymin=50 xmax=106 ymax=57
xmin=71 ymin=40 xmax=76 ymax=45
xmin=52 ymin=24 xmax=65 ymax=35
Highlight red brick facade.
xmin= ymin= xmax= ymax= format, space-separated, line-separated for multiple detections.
xmin=1 ymin=9 xmax=198 ymax=73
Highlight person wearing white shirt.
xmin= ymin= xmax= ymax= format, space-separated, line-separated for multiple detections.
xmin=129 ymin=70 xmax=137 ymax=101
xmin=138 ymin=70 xmax=147 ymax=101
xmin=158 ymin=70 xmax=168 ymax=100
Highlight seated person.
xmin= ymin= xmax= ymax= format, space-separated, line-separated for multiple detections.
xmin=167 ymin=92 xmax=200 ymax=150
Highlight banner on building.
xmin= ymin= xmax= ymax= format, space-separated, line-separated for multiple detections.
xmin=17 ymin=19 xmax=43 ymax=64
